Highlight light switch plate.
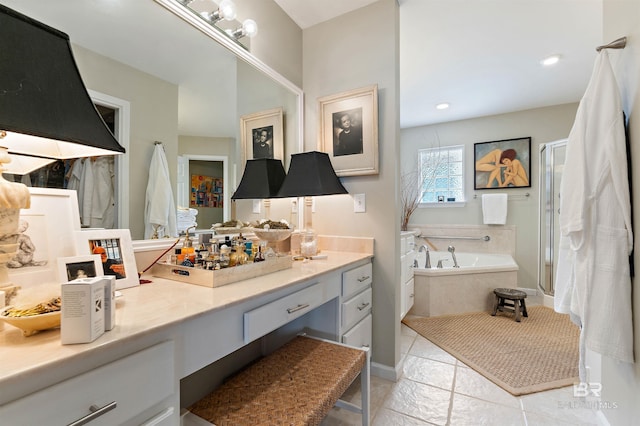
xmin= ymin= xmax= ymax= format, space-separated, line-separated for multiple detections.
xmin=252 ymin=200 xmax=261 ymax=214
xmin=354 ymin=193 xmax=366 ymax=213
xmin=291 ymin=199 xmax=298 ymax=213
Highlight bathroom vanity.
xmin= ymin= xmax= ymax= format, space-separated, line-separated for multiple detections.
xmin=0 ymin=250 xmax=373 ymax=425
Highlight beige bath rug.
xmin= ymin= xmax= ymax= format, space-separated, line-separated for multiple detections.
xmin=402 ymin=306 xmax=580 ymax=396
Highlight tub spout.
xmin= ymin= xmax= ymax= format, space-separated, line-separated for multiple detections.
xmin=448 ymin=245 xmax=460 ymax=268
xmin=418 ymin=245 xmax=431 ymax=268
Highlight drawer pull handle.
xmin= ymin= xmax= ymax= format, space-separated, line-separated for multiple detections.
xmin=410 ymin=293 xmax=414 ymax=298
xmin=357 ymin=275 xmax=370 ymax=282
xmin=287 ymin=304 xmax=310 ymax=314
xmin=68 ymin=401 xmax=117 ymax=426
xmin=357 ymin=302 xmax=370 ymax=311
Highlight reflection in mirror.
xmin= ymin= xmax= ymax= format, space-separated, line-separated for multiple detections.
xmin=1 ymin=0 xmax=302 ymax=240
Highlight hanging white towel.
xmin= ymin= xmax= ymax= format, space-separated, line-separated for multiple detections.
xmin=144 ymin=144 xmax=178 ymax=239
xmin=482 ymin=193 xmax=508 ymax=224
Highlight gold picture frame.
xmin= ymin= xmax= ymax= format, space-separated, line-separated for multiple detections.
xmin=240 ymin=107 xmax=284 ymax=168
xmin=318 ymin=84 xmax=379 ymax=176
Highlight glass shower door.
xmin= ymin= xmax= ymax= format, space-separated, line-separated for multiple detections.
xmin=538 ymin=140 xmax=566 ymax=296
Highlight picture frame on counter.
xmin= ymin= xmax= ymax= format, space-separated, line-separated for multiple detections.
xmin=318 ymin=84 xmax=379 ymax=177
xmin=9 ymin=188 xmax=81 ymax=290
xmin=57 ymin=254 xmax=104 ymax=283
xmin=74 ymin=229 xmax=139 ymax=289
xmin=240 ymin=107 xmax=284 ymax=168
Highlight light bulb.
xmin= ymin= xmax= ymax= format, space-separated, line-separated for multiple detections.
xmin=218 ymin=0 xmax=236 ymax=21
xmin=242 ymin=19 xmax=258 ymax=38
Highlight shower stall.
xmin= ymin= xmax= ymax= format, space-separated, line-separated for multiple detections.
xmin=538 ymin=139 xmax=566 ymax=307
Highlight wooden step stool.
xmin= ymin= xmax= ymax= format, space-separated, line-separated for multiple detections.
xmin=184 ymin=335 xmax=370 ymax=425
xmin=491 ymin=287 xmax=528 ymax=322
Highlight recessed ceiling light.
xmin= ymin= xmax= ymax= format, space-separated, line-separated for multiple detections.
xmin=541 ymin=54 xmax=561 ymax=66
xmin=436 ymin=103 xmax=450 ymax=110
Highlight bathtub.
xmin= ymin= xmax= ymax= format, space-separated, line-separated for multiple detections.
xmin=409 ymin=251 xmax=519 ymax=317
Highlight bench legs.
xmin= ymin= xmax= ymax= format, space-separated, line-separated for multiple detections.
xmin=332 ymin=342 xmax=370 ymax=426
xmin=491 ymin=296 xmax=528 ymax=322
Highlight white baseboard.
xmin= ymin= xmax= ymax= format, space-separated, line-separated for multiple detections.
xmin=371 ymin=361 xmax=401 ymax=382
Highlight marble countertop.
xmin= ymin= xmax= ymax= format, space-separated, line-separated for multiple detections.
xmin=0 ymin=251 xmax=372 ymax=396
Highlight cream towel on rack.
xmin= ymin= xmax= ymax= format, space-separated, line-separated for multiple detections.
xmin=482 ymin=193 xmax=508 ymax=224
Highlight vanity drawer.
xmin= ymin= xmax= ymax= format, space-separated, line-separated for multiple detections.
xmin=244 ymin=282 xmax=324 ymax=344
xmin=342 ymin=314 xmax=372 ymax=349
xmin=0 ymin=341 xmax=174 ymax=425
xmin=342 ymin=287 xmax=372 ymax=330
xmin=342 ymin=262 xmax=372 ymax=299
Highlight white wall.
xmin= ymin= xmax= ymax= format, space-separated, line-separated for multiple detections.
xmin=599 ymin=0 xmax=640 ymax=423
xmin=73 ymin=45 xmax=179 ymax=240
xmin=303 ymin=0 xmax=401 ymax=373
xmin=401 ymin=103 xmax=578 ymax=291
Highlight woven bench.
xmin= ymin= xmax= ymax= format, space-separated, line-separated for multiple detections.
xmin=184 ymin=335 xmax=370 ymax=426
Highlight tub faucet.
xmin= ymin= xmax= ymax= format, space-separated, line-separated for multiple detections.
xmin=448 ymin=245 xmax=460 ymax=268
xmin=418 ymin=245 xmax=431 ymax=268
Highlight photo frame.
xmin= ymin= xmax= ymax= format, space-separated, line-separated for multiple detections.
xmin=474 ymin=137 xmax=532 ymax=189
xmin=8 ymin=188 xmax=81 ymax=289
xmin=318 ymin=84 xmax=379 ymax=177
xmin=57 ymin=255 xmax=104 ymax=283
xmin=240 ymin=107 xmax=284 ymax=168
xmin=74 ymin=229 xmax=139 ymax=289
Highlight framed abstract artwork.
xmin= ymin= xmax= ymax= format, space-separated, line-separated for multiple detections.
xmin=474 ymin=137 xmax=531 ymax=189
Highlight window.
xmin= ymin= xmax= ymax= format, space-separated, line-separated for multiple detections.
xmin=419 ymin=145 xmax=465 ymax=203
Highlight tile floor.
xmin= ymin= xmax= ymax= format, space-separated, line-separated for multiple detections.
xmin=323 ymin=298 xmax=603 ymax=426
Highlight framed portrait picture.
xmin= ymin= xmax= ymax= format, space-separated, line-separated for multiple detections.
xmin=57 ymin=255 xmax=104 ymax=283
xmin=74 ymin=229 xmax=139 ymax=289
xmin=318 ymin=84 xmax=379 ymax=177
xmin=240 ymin=107 xmax=284 ymax=167
xmin=8 ymin=188 xmax=81 ymax=290
xmin=474 ymin=137 xmax=532 ymax=189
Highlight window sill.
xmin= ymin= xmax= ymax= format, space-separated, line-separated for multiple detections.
xmin=419 ymin=201 xmax=466 ymax=208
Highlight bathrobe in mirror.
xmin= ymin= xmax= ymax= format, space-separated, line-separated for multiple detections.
xmin=555 ymin=50 xmax=634 ymax=376
xmin=144 ymin=144 xmax=178 ymax=239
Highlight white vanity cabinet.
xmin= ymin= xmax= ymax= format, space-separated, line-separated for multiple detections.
xmin=340 ymin=262 xmax=373 ymax=350
xmin=0 ymin=341 xmax=177 ymax=426
xmin=400 ymin=232 xmax=415 ymax=319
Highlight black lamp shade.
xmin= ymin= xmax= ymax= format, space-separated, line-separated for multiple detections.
xmin=277 ymin=151 xmax=348 ymax=197
xmin=0 ymin=4 xmax=126 ymax=158
xmin=231 ymin=158 xmax=286 ymax=199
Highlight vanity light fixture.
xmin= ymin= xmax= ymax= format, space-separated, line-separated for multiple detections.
xmin=276 ymin=151 xmax=348 ymax=257
xmin=436 ymin=102 xmax=450 ymax=110
xmin=202 ymin=0 xmax=236 ymax=25
xmin=541 ymin=54 xmax=561 ymax=66
xmin=226 ymin=19 xmax=258 ymax=40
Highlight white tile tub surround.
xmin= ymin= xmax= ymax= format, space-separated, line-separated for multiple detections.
xmin=410 ymin=224 xmax=516 ymax=256
xmin=409 ymin=252 xmax=519 ymax=317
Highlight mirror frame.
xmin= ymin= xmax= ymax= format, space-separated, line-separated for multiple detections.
xmin=153 ymin=0 xmax=304 ymax=156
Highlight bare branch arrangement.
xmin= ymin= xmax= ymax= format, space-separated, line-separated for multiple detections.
xmin=401 ymin=169 xmax=421 ymax=231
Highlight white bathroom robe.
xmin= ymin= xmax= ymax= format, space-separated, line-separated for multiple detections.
xmin=555 ymin=50 xmax=634 ymax=368
xmin=144 ymin=144 xmax=178 ymax=239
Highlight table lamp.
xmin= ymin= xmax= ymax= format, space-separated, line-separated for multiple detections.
xmin=0 ymin=4 xmax=126 ymax=300
xmin=231 ymin=158 xmax=286 ymax=220
xmin=276 ymin=151 xmax=348 ymax=257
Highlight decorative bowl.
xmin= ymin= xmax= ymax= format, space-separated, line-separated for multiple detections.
xmin=0 ymin=307 xmax=61 ymax=337
xmin=213 ymin=226 xmax=253 ymax=235
xmin=251 ymin=227 xmax=293 ymax=242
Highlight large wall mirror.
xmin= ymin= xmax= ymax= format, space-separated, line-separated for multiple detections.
xmin=2 ymin=0 xmax=302 ymax=241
